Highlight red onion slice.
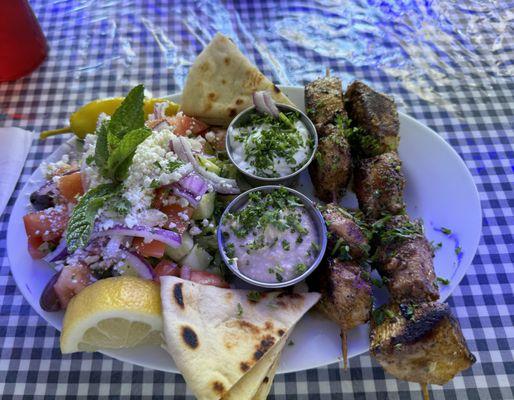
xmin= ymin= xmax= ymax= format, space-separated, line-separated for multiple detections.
xmin=180 ymin=265 xmax=192 ymax=280
xmin=253 ymin=91 xmax=279 ymax=117
xmin=178 ymin=174 xmax=208 ymax=197
xmin=92 ymin=225 xmax=182 ymax=248
xmin=172 ymin=187 xmax=201 ymax=207
xmin=122 ymin=250 xmax=155 ymax=280
xmin=43 ymin=238 xmax=68 ymax=263
xmin=171 ymin=136 xmax=239 ymax=194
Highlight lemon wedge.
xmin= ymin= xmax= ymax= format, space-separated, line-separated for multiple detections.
xmin=60 ymin=276 xmax=162 ymax=353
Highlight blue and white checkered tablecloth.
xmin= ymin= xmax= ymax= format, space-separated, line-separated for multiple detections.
xmin=0 ymin=0 xmax=513 ymax=398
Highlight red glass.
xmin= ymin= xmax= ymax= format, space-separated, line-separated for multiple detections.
xmin=0 ymin=0 xmax=48 ymax=82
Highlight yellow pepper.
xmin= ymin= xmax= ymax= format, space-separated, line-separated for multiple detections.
xmin=40 ymin=97 xmax=180 ymax=139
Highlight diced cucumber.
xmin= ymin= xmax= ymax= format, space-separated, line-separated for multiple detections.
xmin=180 ymin=244 xmax=212 ymax=270
xmin=197 ymin=155 xmax=221 ymax=174
xmin=165 ymin=232 xmax=194 ymax=262
xmin=192 ymin=191 xmax=216 ymax=220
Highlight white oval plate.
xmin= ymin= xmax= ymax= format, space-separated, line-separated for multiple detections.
xmin=7 ymin=86 xmax=481 ymax=374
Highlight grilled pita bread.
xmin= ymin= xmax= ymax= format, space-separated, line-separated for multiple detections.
xmin=160 ymin=276 xmax=320 ymax=400
xmin=181 ymin=33 xmax=293 ymax=126
xmin=251 ymin=347 xmax=281 ymax=400
xmin=222 ymin=332 xmax=288 ymax=399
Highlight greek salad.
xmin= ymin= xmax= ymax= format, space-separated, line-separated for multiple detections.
xmin=24 ymin=85 xmax=241 ymax=311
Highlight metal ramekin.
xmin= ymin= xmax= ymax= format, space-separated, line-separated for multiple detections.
xmin=226 ymin=104 xmax=318 ymax=187
xmin=217 ymin=185 xmax=327 ymax=289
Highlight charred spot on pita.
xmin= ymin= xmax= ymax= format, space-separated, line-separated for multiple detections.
xmin=181 ymin=326 xmax=199 ymax=349
xmin=264 ymin=321 xmax=273 ymax=330
xmin=253 ymin=335 xmax=276 ymax=361
xmin=235 ymin=98 xmax=243 ymax=105
xmin=212 ymin=381 xmax=226 ymax=395
xmin=221 ymin=79 xmax=226 ymax=84
xmin=224 ymin=57 xmax=231 ymax=65
xmin=263 ymin=377 xmax=269 ymax=383
xmin=208 ymin=92 xmax=217 ymax=101
xmin=173 ymin=283 xmax=184 ymax=309
xmin=228 ymin=107 xmax=237 ymax=117
xmin=240 ymin=361 xmax=250 ymax=372
xmin=278 ymin=329 xmax=285 ymax=336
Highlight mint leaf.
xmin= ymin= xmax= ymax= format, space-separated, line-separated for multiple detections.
xmin=104 ymin=127 xmax=151 ymax=181
xmin=108 ymin=84 xmax=145 ymax=146
xmin=94 ymin=121 xmax=110 ymax=168
xmin=66 ymin=184 xmax=119 ymax=252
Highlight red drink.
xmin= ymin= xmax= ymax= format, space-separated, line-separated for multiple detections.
xmin=0 ymin=0 xmax=48 ymax=82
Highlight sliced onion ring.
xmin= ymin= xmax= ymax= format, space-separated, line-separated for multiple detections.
xmin=92 ymin=225 xmax=182 ymax=248
xmin=121 ymin=250 xmax=155 ymax=280
xmin=253 ymin=91 xmax=279 ymax=117
xmin=43 ymin=238 xmax=68 ymax=263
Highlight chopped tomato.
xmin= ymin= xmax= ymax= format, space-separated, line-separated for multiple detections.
xmin=171 ymin=115 xmax=208 ymax=136
xmin=27 ymin=235 xmax=46 ymax=259
xmin=189 ymin=270 xmax=229 ymax=288
xmin=53 ymin=263 xmax=92 ymax=308
xmin=23 ymin=206 xmax=69 ymax=242
xmin=153 ymin=260 xmax=180 ymax=282
xmin=161 ymin=203 xmax=194 ymax=235
xmin=133 ymin=238 xmax=166 ymax=258
xmin=57 ymin=172 xmax=84 ymax=203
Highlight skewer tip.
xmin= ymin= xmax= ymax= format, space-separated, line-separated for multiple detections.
xmin=421 ymin=383 xmax=430 ymax=400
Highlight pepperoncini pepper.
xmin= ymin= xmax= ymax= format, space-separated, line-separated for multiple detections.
xmin=40 ymin=97 xmax=180 ymax=139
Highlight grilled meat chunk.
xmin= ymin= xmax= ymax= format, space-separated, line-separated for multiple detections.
xmin=305 ymin=76 xmax=347 ymax=134
xmin=345 ymin=80 xmax=399 ymax=157
xmin=373 ymin=215 xmax=439 ymax=302
xmin=370 ymin=302 xmax=475 ymax=385
xmin=313 ymin=259 xmax=372 ymax=329
xmin=309 ymin=124 xmax=352 ymax=202
xmin=322 ymin=203 xmax=369 ymax=260
xmin=354 ymin=152 xmax=406 ymax=220
xmin=309 ymin=258 xmax=372 ymax=367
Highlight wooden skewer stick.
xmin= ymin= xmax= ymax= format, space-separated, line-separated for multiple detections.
xmin=340 ymin=329 xmax=348 ymax=370
xmin=326 ymin=67 xmax=331 ymax=77
xmin=421 ymin=383 xmax=430 ymax=400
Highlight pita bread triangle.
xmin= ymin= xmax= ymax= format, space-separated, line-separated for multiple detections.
xmin=252 ymin=352 xmax=280 ymax=400
xmin=160 ymin=276 xmax=320 ymax=400
xmin=181 ymin=32 xmax=293 ymax=127
xmin=221 ymin=331 xmax=289 ymax=399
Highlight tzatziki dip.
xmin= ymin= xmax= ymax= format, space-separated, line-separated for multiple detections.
xmin=229 ymin=111 xmax=313 ymax=178
xmin=221 ymin=187 xmax=320 ymax=283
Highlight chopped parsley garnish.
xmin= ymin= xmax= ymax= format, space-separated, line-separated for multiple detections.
xmin=236 ymin=303 xmax=244 ymax=318
xmin=371 ymin=278 xmax=384 ymax=288
xmin=295 ymin=263 xmax=307 ymax=275
xmin=372 ymin=307 xmax=396 ymax=326
xmin=247 ymin=291 xmax=262 ymax=302
xmin=268 ymin=265 xmax=284 ymax=282
xmin=436 ymin=276 xmax=450 ymax=285
xmin=235 ymin=111 xmax=310 ymax=178
xmin=372 ymin=215 xmax=424 ymax=245
xmin=224 ymin=243 xmax=235 ymax=259
xmin=281 ymin=239 xmax=290 ymax=251
xmin=441 ymin=227 xmax=452 ymax=235
xmin=455 ymin=246 xmax=462 ymax=256
xmin=288 ymin=340 xmax=295 ymax=346
xmin=150 ymin=179 xmax=160 ymax=188
xmin=168 ymin=159 xmax=184 ymax=172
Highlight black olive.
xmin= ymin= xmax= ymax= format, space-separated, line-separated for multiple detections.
xmin=30 ymin=191 xmax=55 ymax=210
xmin=39 ymin=272 xmax=62 ymax=312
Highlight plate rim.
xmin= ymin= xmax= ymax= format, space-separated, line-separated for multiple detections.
xmin=6 ymin=85 xmax=482 ymax=374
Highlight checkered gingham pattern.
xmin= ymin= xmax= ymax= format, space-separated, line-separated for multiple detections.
xmin=0 ymin=1 xmax=513 ymax=399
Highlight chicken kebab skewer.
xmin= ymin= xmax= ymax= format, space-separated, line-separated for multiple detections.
xmin=308 ymin=204 xmax=372 ymax=369
xmin=345 ymin=81 xmax=475 ymax=398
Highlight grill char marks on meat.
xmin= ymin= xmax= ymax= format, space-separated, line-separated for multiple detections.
xmin=344 ymin=81 xmax=399 ymax=158
xmin=354 ymin=152 xmax=406 ymax=220
xmin=370 ymin=302 xmax=475 ymax=386
xmin=372 ymin=215 xmax=439 ymax=303
xmin=305 ymin=76 xmax=352 ymax=202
